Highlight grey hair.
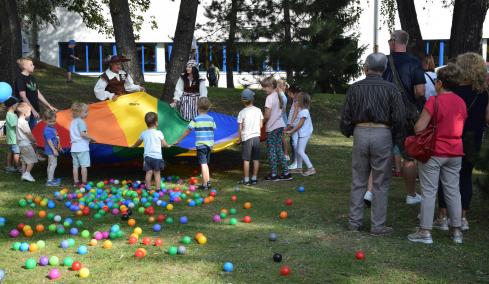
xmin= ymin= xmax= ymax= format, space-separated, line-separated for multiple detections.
xmin=365 ymin=52 xmax=388 ymax=73
xmin=391 ymin=30 xmax=409 ymax=45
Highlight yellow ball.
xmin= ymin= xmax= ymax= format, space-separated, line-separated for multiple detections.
xmin=166 ymin=204 xmax=174 ymax=211
xmin=130 ymin=233 xmax=139 ymax=240
xmin=79 ymin=267 xmax=90 ymax=278
xmin=89 ymin=239 xmax=98 ymax=246
xmin=134 ymin=227 xmax=143 ymax=235
xmin=29 ymin=243 xmax=38 ymax=252
xmin=103 ymin=240 xmax=112 ymax=249
xmin=197 ymin=236 xmax=207 ymax=245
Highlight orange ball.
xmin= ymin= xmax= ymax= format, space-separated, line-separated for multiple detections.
xmin=128 ymin=219 xmax=136 ymax=227
xmin=38 ymin=210 xmax=47 ymax=218
xmin=76 ymin=210 xmax=83 ymax=217
xmin=89 ymin=239 xmax=98 ymax=246
xmin=244 ymin=202 xmax=252 ymax=209
xmin=279 ymin=211 xmax=288 ymax=219
xmin=29 ymin=243 xmax=38 ymax=252
xmin=25 ymin=194 xmax=33 ymax=201
xmin=209 ymin=196 xmax=215 ymax=202
xmin=195 ymin=232 xmax=204 ymax=240
xmin=24 ymin=229 xmax=34 ymax=237
xmin=220 ymin=208 xmax=229 ymax=214
xmin=204 ymin=197 xmax=210 ymax=204
xmin=34 ymin=197 xmax=42 ymax=204
xmin=148 ymin=216 xmax=155 ymax=223
xmin=35 ymin=224 xmax=45 ymax=232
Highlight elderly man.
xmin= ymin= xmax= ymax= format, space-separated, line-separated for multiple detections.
xmin=383 ymin=30 xmax=426 ymax=205
xmin=340 ymin=53 xmax=406 ymax=235
xmin=94 ymin=55 xmax=145 ymax=101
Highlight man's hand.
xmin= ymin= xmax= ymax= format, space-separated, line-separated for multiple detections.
xmin=32 ymin=110 xmax=40 ymax=119
xmin=140 ymin=86 xmax=146 ymax=92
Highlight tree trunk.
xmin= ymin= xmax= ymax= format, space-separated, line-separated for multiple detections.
xmin=108 ymin=0 xmax=144 ymax=84
xmin=449 ymin=0 xmax=489 ymax=59
xmin=283 ymin=0 xmax=293 ymax=80
xmin=162 ymin=0 xmax=199 ymax=100
xmin=0 ymin=0 xmax=22 ymax=86
xmin=395 ymin=0 xmax=424 ymax=59
xmin=226 ymin=0 xmax=238 ymax=88
xmin=30 ymin=14 xmax=40 ymax=61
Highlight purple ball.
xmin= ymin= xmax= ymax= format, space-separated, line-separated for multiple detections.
xmin=102 ymin=231 xmax=109 ymax=239
xmin=39 ymin=256 xmax=49 ymax=266
xmin=180 ymin=216 xmax=188 ymax=224
xmin=69 ymin=228 xmax=78 ymax=235
xmin=9 ymin=229 xmax=20 ymax=238
xmin=213 ymin=215 xmax=221 ymax=223
xmin=48 ymin=268 xmax=60 ymax=280
xmin=94 ymin=231 xmax=103 ymax=240
xmin=111 ymin=208 xmax=119 ymax=215
xmin=26 ymin=210 xmax=35 ymax=218
xmin=60 ymin=240 xmax=69 ymax=249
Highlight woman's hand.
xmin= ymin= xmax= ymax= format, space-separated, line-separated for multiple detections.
xmin=170 ymin=101 xmax=177 ymax=108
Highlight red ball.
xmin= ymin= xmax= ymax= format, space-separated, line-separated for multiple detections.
xmin=82 ymin=207 xmax=90 ymax=216
xmin=157 ymin=214 xmax=166 ymax=222
xmin=355 ymin=250 xmax=365 ymax=260
xmin=17 ymin=223 xmax=25 ymax=231
xmin=280 ymin=266 xmax=291 ymax=276
xmin=210 ymin=191 xmax=216 ymax=197
xmin=134 ymin=249 xmax=145 ymax=259
xmin=231 ymin=195 xmax=237 ymax=201
xmin=72 ymin=261 xmax=82 ymax=271
xmin=142 ymin=237 xmax=152 ymax=245
xmin=154 ymin=238 xmax=163 ymax=246
xmin=128 ymin=236 xmax=138 ymax=245
xmin=285 ymin=199 xmax=293 ymax=206
xmin=243 ymin=216 xmax=252 ymax=223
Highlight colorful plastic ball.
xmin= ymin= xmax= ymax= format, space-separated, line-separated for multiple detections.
xmin=89 ymin=239 xmax=98 ymax=246
xmin=177 ymin=245 xmax=186 ymax=254
xmin=49 ymin=256 xmax=59 ymax=266
xmin=60 ymin=240 xmax=70 ymax=249
xmin=39 ymin=256 xmax=49 ymax=266
xmin=18 ymin=199 xmax=27 ymax=207
xmin=273 ymin=253 xmax=283 ymax=262
xmin=63 ymin=257 xmax=74 ymax=267
xmin=25 ymin=258 xmax=37 ymax=269
xmin=180 ymin=216 xmax=188 ymax=224
xmin=36 ymin=240 xmax=46 ymax=249
xmin=231 ymin=195 xmax=237 ymax=201
xmin=12 ymin=242 xmax=21 ymax=251
xmin=29 ymin=243 xmax=39 ymax=252
xmin=67 ymin=238 xmax=75 ymax=247
xmin=182 ymin=236 xmax=192 ymax=244
xmin=103 ymin=240 xmax=112 ymax=249
xmin=134 ymin=249 xmax=145 ymax=259
xmin=75 ymin=220 xmax=84 ymax=227
xmin=35 ymin=224 xmax=45 ymax=232
xmin=168 ymin=246 xmax=178 ymax=256
xmin=0 ymin=217 xmax=5 ymax=226
xmin=25 ymin=210 xmax=35 ymax=218
xmin=134 ymin=227 xmax=143 ymax=235
xmin=71 ymin=261 xmax=82 ymax=271
xmin=197 ymin=236 xmax=207 ymax=245
xmin=110 ymin=224 xmax=120 ymax=233
xmin=20 ymin=242 xmax=29 ymax=251
xmin=128 ymin=219 xmax=136 ymax=227
xmin=56 ymin=226 xmax=65 ymax=234
xmin=229 ymin=218 xmax=237 ymax=225
xmin=280 ymin=265 xmax=291 ymax=276
xmin=243 ymin=216 xmax=252 ymax=223
xmin=48 ymin=268 xmax=61 ymax=280
xmin=243 ymin=202 xmax=252 ymax=209
xmin=166 ymin=204 xmax=174 ymax=211
xmin=128 ymin=236 xmax=138 ymax=245
xmin=79 ymin=267 xmax=90 ymax=278
xmin=285 ymin=199 xmax=293 ymax=206
xmin=297 ymin=186 xmax=305 ymax=193
xmin=102 ymin=231 xmax=109 ymax=239
xmin=165 ymin=217 xmax=174 ymax=225
xmin=220 ymin=212 xmax=227 ymax=219
xmin=229 ymin=208 xmax=237 ymax=215
xmin=53 ymin=215 xmax=62 ymax=223
xmin=269 ymin=233 xmax=278 ymax=241
xmin=154 ymin=238 xmax=163 ymax=246
xmin=77 ymin=245 xmax=88 ymax=255
xmin=70 ymin=228 xmax=79 ymax=235
xmin=141 ymin=237 xmax=152 ymax=246
xmin=48 ymin=224 xmax=56 ymax=232
xmin=81 ymin=230 xmax=90 ymax=238
xmin=153 ymin=224 xmax=162 ymax=232
xmin=279 ymin=211 xmax=288 ymax=219
xmin=9 ymin=229 xmax=20 ymax=238
xmin=212 ymin=214 xmax=221 ymax=222
xmin=355 ymin=250 xmax=365 ymax=260
xmin=0 ymin=269 xmax=4 ymax=281
xmin=223 ymin=262 xmax=234 ymax=272
xmin=94 ymin=231 xmax=103 ymax=240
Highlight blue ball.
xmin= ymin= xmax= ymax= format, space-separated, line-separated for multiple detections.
xmin=0 ymin=217 xmax=5 ymax=227
xmin=188 ymin=200 xmax=196 ymax=207
xmin=180 ymin=216 xmax=188 ymax=224
xmin=223 ymin=262 xmax=234 ymax=272
xmin=111 ymin=225 xmax=120 ymax=233
xmin=0 ymin=82 xmax=13 ymax=103
xmin=60 ymin=240 xmax=70 ymax=249
xmin=0 ymin=269 xmax=4 ymax=280
xmin=48 ymin=201 xmax=56 ymax=209
xmin=69 ymin=228 xmax=78 ymax=235
xmin=153 ymin=224 xmax=161 ymax=232
xmin=297 ymin=186 xmax=305 ymax=193
xmin=77 ymin=245 xmax=88 ymax=255
xmin=20 ymin=242 xmax=29 ymax=252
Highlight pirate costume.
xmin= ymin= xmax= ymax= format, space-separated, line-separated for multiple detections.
xmin=94 ymin=55 xmax=142 ymax=101
xmin=173 ymin=60 xmax=208 ymax=121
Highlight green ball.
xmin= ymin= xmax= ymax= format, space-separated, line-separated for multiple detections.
xmin=229 ymin=218 xmax=237 ymax=225
xmin=63 ymin=221 xmax=71 ymax=228
xmin=94 ymin=213 xmax=102 ymax=219
xmin=165 ymin=217 xmax=174 ymax=225
xmin=168 ymin=246 xmax=178 ymax=256
xmin=88 ymin=181 xmax=94 ymax=186
xmin=63 ymin=257 xmax=74 ymax=267
xmin=229 ymin=208 xmax=237 ymax=215
xmin=97 ymin=182 xmax=104 ymax=188
xmin=36 ymin=240 xmax=46 ymax=249
xmin=47 ymin=213 xmax=55 ymax=220
xmin=81 ymin=230 xmax=90 ymax=238
xmin=109 ymin=232 xmax=117 ymax=239
xmin=180 ymin=193 xmax=187 ymax=200
xmin=138 ymin=207 xmax=145 ymax=214
xmin=18 ymin=199 xmax=27 ymax=207
xmin=29 ymin=203 xmax=36 ymax=208
xmin=220 ymin=212 xmax=227 ymax=219
xmin=56 ymin=226 xmax=65 ymax=235
xmin=116 ymin=231 xmax=124 ymax=238
xmin=75 ymin=220 xmax=83 ymax=227
xmin=48 ymin=224 xmax=57 ymax=232
xmin=182 ymin=236 xmax=191 ymax=244
xmin=25 ymin=258 xmax=37 ymax=269
xmin=49 ymin=256 xmax=59 ymax=266
xmin=12 ymin=242 xmax=21 ymax=250
xmin=67 ymin=238 xmax=75 ymax=247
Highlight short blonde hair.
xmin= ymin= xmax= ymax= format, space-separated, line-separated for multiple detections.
xmin=16 ymin=56 xmax=33 ymax=70
xmin=42 ymin=109 xmax=56 ymax=123
xmin=16 ymin=102 xmax=31 ymax=115
xmin=71 ymin=102 xmax=88 ymax=118
xmin=456 ymin=52 xmax=488 ymax=93
xmin=197 ymin=97 xmax=211 ymax=112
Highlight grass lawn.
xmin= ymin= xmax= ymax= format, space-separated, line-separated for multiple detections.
xmin=0 ymin=64 xmax=488 ymax=283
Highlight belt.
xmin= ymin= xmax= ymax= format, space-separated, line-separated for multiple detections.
xmin=356 ymin=122 xmax=390 ymax=128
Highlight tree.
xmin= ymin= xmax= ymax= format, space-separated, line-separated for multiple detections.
xmin=395 ymin=0 xmax=424 ymax=58
xmin=162 ymin=0 xmax=199 ymax=100
xmin=448 ymin=0 xmax=489 ymax=58
xmin=0 ymin=0 xmax=22 ymax=86
xmin=108 ymin=0 xmax=144 ymax=84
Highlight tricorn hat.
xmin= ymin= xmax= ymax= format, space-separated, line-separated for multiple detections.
xmin=107 ymin=55 xmax=131 ymax=64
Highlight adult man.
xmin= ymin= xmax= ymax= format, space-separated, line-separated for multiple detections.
xmin=383 ymin=30 xmax=426 ymax=205
xmin=341 ymin=53 xmax=406 ymax=235
xmin=206 ymin=63 xmax=220 ymax=87
xmin=94 ymin=55 xmax=145 ymax=101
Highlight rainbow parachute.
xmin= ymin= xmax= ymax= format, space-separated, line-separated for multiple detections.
xmin=32 ymin=92 xmax=239 ymax=164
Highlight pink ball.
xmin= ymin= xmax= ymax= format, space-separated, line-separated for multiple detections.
xmin=94 ymin=231 xmax=103 ymax=240
xmin=111 ymin=208 xmax=119 ymax=215
xmin=189 ymin=185 xmax=196 ymax=192
xmin=102 ymin=231 xmax=109 ymax=239
xmin=26 ymin=210 xmax=35 ymax=218
xmin=212 ymin=215 xmax=221 ymax=222
xmin=48 ymin=268 xmax=61 ymax=280
xmin=9 ymin=229 xmax=20 ymax=238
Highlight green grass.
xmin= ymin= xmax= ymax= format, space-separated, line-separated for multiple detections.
xmin=0 ymin=64 xmax=489 ymax=283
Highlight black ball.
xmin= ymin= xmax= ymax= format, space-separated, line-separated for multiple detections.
xmin=273 ymin=253 xmax=282 ymax=263
xmin=127 ymin=209 xmax=133 ymax=216
xmin=121 ymin=214 xmax=129 ymax=221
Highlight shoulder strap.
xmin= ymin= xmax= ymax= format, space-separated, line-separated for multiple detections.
xmin=425 ymin=72 xmax=435 ymax=86
xmin=388 ymin=55 xmax=407 ymax=97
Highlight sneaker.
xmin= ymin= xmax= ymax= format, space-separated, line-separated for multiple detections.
xmin=4 ymin=166 xmax=16 ymax=173
xmin=370 ymin=226 xmax=394 ymax=236
xmin=364 ymin=191 xmax=373 ymax=208
xmin=302 ymin=168 xmax=316 ymax=176
xmin=21 ymin=172 xmax=35 ymax=182
xmin=406 ymin=193 xmax=423 ymax=205
xmin=265 ymin=174 xmax=278 ymax=181
xmin=288 ymin=163 xmax=298 ymax=170
xmin=251 ymin=179 xmax=258 ymax=185
xmin=54 ymin=178 xmax=62 ymax=184
xmin=289 ymin=168 xmax=303 ymax=174
xmin=461 ymin=218 xmax=469 ymax=231
xmin=46 ymin=180 xmax=60 ymax=187
xmin=198 ymin=184 xmax=209 ymax=190
xmin=433 ymin=217 xmax=449 ymax=231
xmin=407 ymin=230 xmax=433 ymax=244
xmin=278 ymin=173 xmax=293 ymax=181
xmin=238 ymin=179 xmax=251 ymax=186
xmin=285 ymin=155 xmax=290 ymax=162
xmin=452 ymin=229 xmax=463 ymax=244
xmin=348 ymin=224 xmax=363 ymax=232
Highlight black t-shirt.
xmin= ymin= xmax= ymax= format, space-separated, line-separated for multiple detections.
xmin=15 ymin=73 xmax=40 ymax=112
xmin=67 ymin=47 xmax=75 ymax=65
xmin=383 ymin=52 xmax=426 ymax=110
xmin=455 ymin=85 xmax=488 ymax=135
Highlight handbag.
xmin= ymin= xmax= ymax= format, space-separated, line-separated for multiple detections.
xmin=404 ymin=96 xmax=438 ymax=163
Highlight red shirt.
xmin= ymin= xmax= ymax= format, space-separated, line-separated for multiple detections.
xmin=425 ymin=92 xmax=467 ymax=157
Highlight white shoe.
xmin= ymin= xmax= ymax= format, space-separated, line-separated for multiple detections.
xmin=285 ymin=155 xmax=290 ymax=162
xmin=461 ymin=218 xmax=469 ymax=231
xmin=288 ymin=163 xmax=297 ymax=170
xmin=21 ymin=172 xmax=35 ymax=182
xmin=364 ymin=191 xmax=373 ymax=202
xmin=433 ymin=217 xmax=449 ymax=231
xmin=406 ymin=193 xmax=422 ymax=205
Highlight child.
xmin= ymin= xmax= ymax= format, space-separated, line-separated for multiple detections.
xmin=131 ymin=112 xmax=170 ymax=191
xmin=285 ymin=92 xmax=315 ymax=176
xmin=16 ymin=102 xmax=38 ymax=182
xmin=70 ymin=102 xmax=94 ymax=186
xmin=262 ymin=77 xmax=292 ymax=181
xmin=285 ymin=84 xmax=301 ymax=170
xmin=43 ymin=110 xmax=62 ymax=186
xmin=175 ymin=97 xmax=216 ymax=190
xmin=66 ymin=40 xmax=80 ymax=83
xmin=4 ymin=97 xmax=20 ymax=173
xmin=237 ymin=89 xmax=263 ymax=185
xmin=277 ymin=79 xmax=290 ymax=161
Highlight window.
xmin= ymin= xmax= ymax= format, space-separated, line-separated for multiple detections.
xmin=142 ymin=43 xmax=156 ymax=72
xmin=87 ymin=43 xmax=100 ymax=72
xmin=74 ymin=43 xmax=87 ymax=72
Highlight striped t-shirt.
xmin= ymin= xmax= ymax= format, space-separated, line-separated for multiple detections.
xmin=188 ymin=113 xmax=216 ymax=147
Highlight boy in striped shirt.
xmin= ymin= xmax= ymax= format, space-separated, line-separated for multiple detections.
xmin=175 ymin=97 xmax=216 ymax=190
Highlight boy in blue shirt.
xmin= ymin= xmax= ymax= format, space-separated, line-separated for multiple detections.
xmin=66 ymin=40 xmax=80 ymax=83
xmin=43 ymin=110 xmax=62 ymax=186
xmin=175 ymin=97 xmax=216 ymax=190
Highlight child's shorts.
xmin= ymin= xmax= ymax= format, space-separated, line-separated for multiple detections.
xmin=197 ymin=145 xmax=212 ymax=165
xmin=67 ymin=64 xmax=75 ymax=72
xmin=242 ymin=137 xmax=260 ymax=161
xmin=71 ymin=151 xmax=91 ymax=168
xmin=143 ymin=156 xmax=165 ymax=171
xmin=19 ymin=145 xmax=38 ymax=164
xmin=9 ymin=144 xmax=20 ymax=154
